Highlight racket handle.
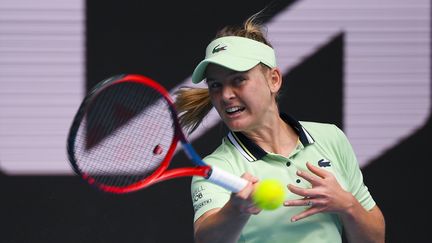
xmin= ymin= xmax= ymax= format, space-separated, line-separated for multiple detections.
xmin=207 ymin=166 xmax=248 ymax=193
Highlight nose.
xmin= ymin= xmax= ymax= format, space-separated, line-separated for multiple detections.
xmin=221 ymin=85 xmax=235 ymax=101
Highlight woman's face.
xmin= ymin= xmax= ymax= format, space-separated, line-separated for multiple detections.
xmin=205 ymin=64 xmax=280 ymax=132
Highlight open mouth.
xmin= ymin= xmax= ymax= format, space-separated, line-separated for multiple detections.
xmin=225 ymin=106 xmax=245 ymax=115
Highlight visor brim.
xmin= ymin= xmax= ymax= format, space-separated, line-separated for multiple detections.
xmin=191 ymin=55 xmax=260 ymax=83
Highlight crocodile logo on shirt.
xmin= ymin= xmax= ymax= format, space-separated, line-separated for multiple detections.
xmin=318 ymin=159 xmax=331 ymax=167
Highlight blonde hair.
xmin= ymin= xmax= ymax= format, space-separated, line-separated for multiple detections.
xmin=175 ymin=12 xmax=272 ymax=134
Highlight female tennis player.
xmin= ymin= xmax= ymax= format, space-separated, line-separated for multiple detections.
xmin=175 ymin=11 xmax=385 ymax=243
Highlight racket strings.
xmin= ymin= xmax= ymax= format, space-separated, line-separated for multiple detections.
xmin=74 ymin=82 xmax=175 ymax=188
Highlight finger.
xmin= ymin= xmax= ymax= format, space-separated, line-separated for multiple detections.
xmin=306 ymin=161 xmax=331 ymax=178
xmin=287 ymin=184 xmax=318 ymax=198
xmin=245 ymin=204 xmax=262 ymax=215
xmin=283 ymin=198 xmax=316 ymax=207
xmin=287 ymin=184 xmax=306 ymax=196
xmin=234 ymin=173 xmax=259 ymax=198
xmin=234 ymin=179 xmax=256 ymax=200
xmin=241 ymin=172 xmax=259 ymax=183
xmin=291 ymin=207 xmax=321 ymax=222
xmin=296 ymin=169 xmax=321 ymax=185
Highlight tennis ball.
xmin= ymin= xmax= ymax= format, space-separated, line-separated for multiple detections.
xmin=252 ymin=179 xmax=286 ymax=210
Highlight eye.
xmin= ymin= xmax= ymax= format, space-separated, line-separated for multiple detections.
xmin=207 ymin=81 xmax=222 ymax=91
xmin=232 ymin=76 xmax=245 ymax=86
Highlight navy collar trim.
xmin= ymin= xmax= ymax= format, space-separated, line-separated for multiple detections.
xmin=226 ymin=113 xmax=314 ymax=162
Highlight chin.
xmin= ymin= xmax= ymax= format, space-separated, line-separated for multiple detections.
xmin=225 ymin=120 xmax=248 ymax=132
xmin=221 ymin=112 xmax=253 ymax=131
xmin=228 ymin=126 xmax=243 ymax=132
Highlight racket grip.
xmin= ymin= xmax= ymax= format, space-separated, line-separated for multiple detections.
xmin=207 ymin=166 xmax=248 ymax=193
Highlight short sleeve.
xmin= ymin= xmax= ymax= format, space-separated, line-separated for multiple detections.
xmin=191 ymin=154 xmax=235 ymax=222
xmin=332 ymin=125 xmax=376 ymax=211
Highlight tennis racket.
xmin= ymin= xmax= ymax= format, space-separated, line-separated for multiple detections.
xmin=67 ymin=74 xmax=248 ymax=194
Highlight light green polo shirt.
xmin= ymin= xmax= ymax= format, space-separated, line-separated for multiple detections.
xmin=191 ymin=114 xmax=376 ymax=243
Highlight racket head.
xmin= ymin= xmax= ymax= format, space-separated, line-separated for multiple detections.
xmin=67 ymin=74 xmax=184 ymax=193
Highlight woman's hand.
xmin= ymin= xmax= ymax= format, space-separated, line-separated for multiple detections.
xmin=228 ymin=172 xmax=262 ymax=215
xmin=284 ymin=162 xmax=356 ymax=222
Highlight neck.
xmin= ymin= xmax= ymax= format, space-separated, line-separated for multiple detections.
xmin=242 ymin=114 xmax=298 ymax=157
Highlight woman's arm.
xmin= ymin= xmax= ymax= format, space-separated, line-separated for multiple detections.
xmin=194 ymin=173 xmax=261 ymax=243
xmin=340 ymin=203 xmax=385 ymax=243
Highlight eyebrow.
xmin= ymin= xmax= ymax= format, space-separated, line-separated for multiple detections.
xmin=206 ymin=70 xmax=244 ymax=82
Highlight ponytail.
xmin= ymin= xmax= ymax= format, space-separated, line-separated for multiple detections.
xmin=174 ymin=87 xmax=213 ymax=134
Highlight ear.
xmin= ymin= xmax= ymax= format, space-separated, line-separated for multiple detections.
xmin=267 ymin=68 xmax=282 ymax=94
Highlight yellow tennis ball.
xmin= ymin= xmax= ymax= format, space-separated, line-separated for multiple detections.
xmin=252 ymin=179 xmax=286 ymax=210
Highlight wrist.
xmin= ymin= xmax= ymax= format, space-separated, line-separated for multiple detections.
xmin=339 ymin=193 xmax=361 ymax=220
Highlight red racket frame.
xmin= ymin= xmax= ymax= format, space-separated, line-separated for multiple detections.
xmin=70 ymin=74 xmax=212 ymax=194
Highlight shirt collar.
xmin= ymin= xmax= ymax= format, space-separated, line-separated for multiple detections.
xmin=226 ymin=113 xmax=315 ymax=162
